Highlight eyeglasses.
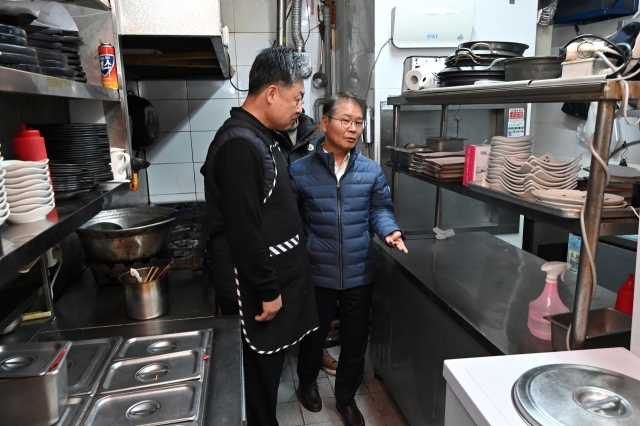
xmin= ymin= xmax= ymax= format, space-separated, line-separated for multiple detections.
xmin=325 ymin=116 xmax=364 ymax=129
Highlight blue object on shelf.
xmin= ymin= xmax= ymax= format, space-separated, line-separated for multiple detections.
xmin=554 ymin=0 xmax=639 ymax=25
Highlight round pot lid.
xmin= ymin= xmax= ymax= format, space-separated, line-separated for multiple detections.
xmin=512 ymin=364 xmax=640 ymax=426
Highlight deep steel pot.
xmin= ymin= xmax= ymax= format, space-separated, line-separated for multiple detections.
xmin=76 ymin=207 xmax=176 ymax=264
xmin=503 ymin=56 xmax=563 ymax=81
xmin=119 ymin=267 xmax=170 ymax=320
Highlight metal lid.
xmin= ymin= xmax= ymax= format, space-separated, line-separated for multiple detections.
xmin=0 ymin=341 xmax=71 ymax=378
xmin=513 ymin=364 xmax=640 ymax=425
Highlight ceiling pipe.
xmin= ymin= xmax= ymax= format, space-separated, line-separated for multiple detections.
xmin=322 ymin=2 xmax=332 ymax=96
xmin=291 ymin=0 xmax=304 ymax=52
xmin=277 ymin=0 xmax=286 ymax=46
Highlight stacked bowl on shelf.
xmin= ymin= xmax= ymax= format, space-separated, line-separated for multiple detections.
xmin=2 ymin=159 xmax=55 ymax=224
xmin=0 ymin=148 xmax=8 ymax=226
xmin=499 ymin=153 xmax=582 ymax=199
xmin=531 ymin=189 xmax=626 ymax=211
xmin=486 ymin=135 xmax=533 ymax=189
xmin=0 ymin=23 xmax=41 ymax=74
xmin=25 ymin=27 xmax=77 ymax=80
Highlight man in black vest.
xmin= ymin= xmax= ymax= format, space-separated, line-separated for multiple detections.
xmin=201 ymin=47 xmax=318 ymax=426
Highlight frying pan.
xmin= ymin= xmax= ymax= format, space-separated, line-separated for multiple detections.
xmin=457 ymin=41 xmax=529 ymax=56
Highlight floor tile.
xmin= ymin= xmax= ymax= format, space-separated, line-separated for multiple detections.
xmin=318 ymin=368 xmax=328 ymax=378
xmin=310 ymin=422 xmax=342 ymax=426
xmin=281 ymin=363 xmax=293 ymax=382
xmin=354 ymin=393 xmax=381 ymax=419
xmin=382 ymin=413 xmax=411 ymax=426
xmin=363 ymin=372 xmax=385 ymax=394
xmin=371 ymin=391 xmax=400 ymax=416
xmin=326 ymin=374 xmax=368 ymax=395
xmin=276 ymin=402 xmax=304 ymax=426
xmin=295 ymin=377 xmax=333 ymax=399
xmin=300 ymin=397 xmax=341 ymax=424
xmin=290 ymin=362 xmax=299 ymax=381
xmin=277 ymin=381 xmax=298 ymax=403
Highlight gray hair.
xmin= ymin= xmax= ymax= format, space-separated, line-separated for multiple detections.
xmin=323 ymin=92 xmax=367 ymax=117
xmin=248 ymin=47 xmax=312 ymax=95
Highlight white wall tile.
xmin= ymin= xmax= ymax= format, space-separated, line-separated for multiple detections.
xmin=189 ymin=99 xmax=239 ymax=131
xmin=151 ymin=193 xmax=197 ymax=204
xmin=147 ymin=163 xmax=196 ymax=195
xmin=196 ymin=192 xmax=206 ymax=202
xmin=139 ymin=81 xmax=187 ymax=100
xmin=227 ymin=33 xmax=238 ymax=67
xmin=149 ymin=100 xmax=191 ymax=132
xmin=194 ymin=162 xmax=205 ymax=193
xmin=234 ymin=33 xmax=275 ymax=66
xmin=236 ymin=65 xmax=251 ymax=99
xmin=191 ymin=131 xmax=216 ymax=162
xmin=145 ymin=132 xmax=193 ymax=164
xmin=232 ymin=0 xmax=276 ymax=33
xmin=187 ymin=79 xmax=238 ymax=100
xmin=220 ymin=0 xmax=235 ymax=32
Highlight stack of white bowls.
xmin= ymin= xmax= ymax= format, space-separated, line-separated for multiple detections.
xmin=0 ymin=150 xmax=8 ymax=227
xmin=486 ymin=135 xmax=533 ymax=189
xmin=498 ymin=153 xmax=582 ymax=199
xmin=531 ymin=189 xmax=626 ymax=211
xmin=2 ymin=159 xmax=55 ymax=224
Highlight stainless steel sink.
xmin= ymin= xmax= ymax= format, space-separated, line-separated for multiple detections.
xmin=545 ymin=308 xmax=632 ymax=351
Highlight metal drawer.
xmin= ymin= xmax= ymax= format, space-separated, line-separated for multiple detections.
xmin=113 ymin=330 xmax=212 ymax=360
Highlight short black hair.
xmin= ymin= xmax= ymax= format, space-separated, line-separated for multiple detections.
xmin=248 ymin=47 xmax=312 ymax=95
xmin=323 ymin=92 xmax=367 ymax=117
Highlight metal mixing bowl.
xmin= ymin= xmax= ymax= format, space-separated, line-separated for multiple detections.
xmin=76 ymin=207 xmax=176 ymax=264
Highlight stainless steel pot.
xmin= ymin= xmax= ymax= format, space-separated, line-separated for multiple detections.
xmin=119 ymin=267 xmax=169 ymax=320
xmin=502 ymin=56 xmax=563 ymax=81
xmin=457 ymin=41 xmax=529 ymax=56
xmin=76 ymin=207 xmax=176 ymax=264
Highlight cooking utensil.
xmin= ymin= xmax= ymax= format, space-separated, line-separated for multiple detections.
xmin=88 ymin=207 xmax=192 ymax=231
xmin=76 ymin=207 xmax=177 ymax=263
xmin=127 ymin=93 xmax=159 ymax=150
xmin=457 ymin=41 xmax=529 ymax=55
xmin=312 ymin=38 xmax=328 ymax=89
xmin=119 ymin=267 xmax=170 ymax=320
xmin=502 ymin=56 xmax=563 ymax=81
xmin=156 ymin=260 xmax=173 ymax=280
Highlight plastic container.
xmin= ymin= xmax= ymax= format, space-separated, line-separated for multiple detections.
xmin=12 ymin=124 xmax=48 ymax=161
xmin=615 ymin=273 xmax=634 ymax=316
xmin=527 ymin=261 xmax=570 ymax=340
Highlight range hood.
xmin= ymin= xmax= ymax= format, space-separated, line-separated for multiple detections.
xmin=118 ymin=0 xmax=230 ymax=80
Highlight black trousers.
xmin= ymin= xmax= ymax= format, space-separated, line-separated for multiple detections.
xmin=297 ymin=284 xmax=373 ymax=406
xmin=218 ymin=296 xmax=286 ymax=426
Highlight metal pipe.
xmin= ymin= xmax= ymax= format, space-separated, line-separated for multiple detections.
xmin=291 ymin=0 xmax=304 ymax=52
xmin=434 ymin=105 xmax=449 ymax=227
xmin=322 ymin=2 xmax=332 ymax=97
xmin=569 ymin=99 xmax=616 ymax=350
xmin=391 ymin=105 xmax=400 ymax=200
xmin=440 ymin=104 xmax=449 ymax=137
xmin=276 ymin=0 xmax=286 ymax=46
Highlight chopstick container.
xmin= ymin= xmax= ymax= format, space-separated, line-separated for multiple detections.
xmin=119 ymin=267 xmax=169 ymax=320
xmin=0 ymin=341 xmax=72 ymax=426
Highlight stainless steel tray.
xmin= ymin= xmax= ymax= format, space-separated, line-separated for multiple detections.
xmin=468 ymin=181 xmax=637 ymax=219
xmin=0 ymin=341 xmax=71 ymax=378
xmin=55 ymin=396 xmax=91 ymax=426
xmin=98 ymin=350 xmax=204 ymax=394
xmin=82 ymin=382 xmax=202 ymax=426
xmin=67 ymin=337 xmax=122 ymax=396
xmin=113 ymin=329 xmax=212 ymax=360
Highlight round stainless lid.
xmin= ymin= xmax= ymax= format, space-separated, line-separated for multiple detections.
xmin=512 ymin=364 xmax=640 ymax=425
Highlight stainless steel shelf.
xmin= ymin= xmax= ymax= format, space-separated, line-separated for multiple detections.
xmin=388 ymin=163 xmax=639 ymax=236
xmin=0 ymin=182 xmax=130 ymax=290
xmin=0 ymin=67 xmax=119 ymax=102
xmin=387 ymin=76 xmax=640 ymax=106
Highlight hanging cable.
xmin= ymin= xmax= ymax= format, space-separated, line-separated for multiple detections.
xmin=365 ymin=38 xmax=391 ymax=98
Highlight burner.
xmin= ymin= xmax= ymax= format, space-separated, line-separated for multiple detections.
xmin=172 ymin=224 xmax=198 ymax=233
xmin=172 ymin=250 xmax=193 ymax=259
xmin=168 ymin=239 xmax=198 ymax=249
xmin=170 ymin=231 xmax=200 ymax=240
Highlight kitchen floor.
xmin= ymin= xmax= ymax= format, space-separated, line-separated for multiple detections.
xmin=277 ymin=345 xmax=410 ymax=426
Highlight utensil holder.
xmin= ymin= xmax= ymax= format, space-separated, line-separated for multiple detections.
xmin=119 ymin=267 xmax=169 ymax=320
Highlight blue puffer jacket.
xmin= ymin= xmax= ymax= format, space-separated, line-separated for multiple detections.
xmin=288 ymin=138 xmax=401 ymax=290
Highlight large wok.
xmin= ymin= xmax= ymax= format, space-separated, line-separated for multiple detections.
xmin=76 ymin=207 xmax=176 ymax=264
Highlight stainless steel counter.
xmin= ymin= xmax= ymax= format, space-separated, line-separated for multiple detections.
xmin=374 ymin=232 xmax=616 ymax=356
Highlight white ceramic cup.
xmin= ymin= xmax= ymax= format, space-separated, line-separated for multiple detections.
xmin=110 ymin=148 xmax=130 ymax=181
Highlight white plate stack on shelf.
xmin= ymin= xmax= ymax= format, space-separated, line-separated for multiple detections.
xmin=0 ymin=149 xmax=8 ymax=227
xmin=486 ymin=135 xmax=533 ymax=189
xmin=531 ymin=189 xmax=627 ymax=211
xmin=498 ymin=153 xmax=582 ymax=199
xmin=2 ymin=159 xmax=55 ymax=224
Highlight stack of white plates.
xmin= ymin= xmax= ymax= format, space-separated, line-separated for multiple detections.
xmin=486 ymin=135 xmax=533 ymax=189
xmin=531 ymin=189 xmax=627 ymax=211
xmin=0 ymin=150 xmax=8 ymax=227
xmin=498 ymin=153 xmax=582 ymax=198
xmin=2 ymin=159 xmax=55 ymax=224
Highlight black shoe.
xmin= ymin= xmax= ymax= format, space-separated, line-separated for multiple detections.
xmin=298 ymin=382 xmax=322 ymax=412
xmin=336 ymin=400 xmax=365 ymax=426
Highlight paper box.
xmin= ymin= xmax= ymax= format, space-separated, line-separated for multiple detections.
xmin=463 ymin=145 xmax=491 ymax=187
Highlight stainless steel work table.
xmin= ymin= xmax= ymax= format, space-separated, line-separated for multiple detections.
xmin=6 ymin=269 xmax=244 ymax=426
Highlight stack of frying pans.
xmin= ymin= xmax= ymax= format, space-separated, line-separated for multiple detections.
xmin=34 ymin=124 xmax=114 ymax=198
xmin=25 ymin=27 xmax=78 ymax=80
xmin=0 ymin=23 xmax=41 ymax=74
xmin=59 ymin=30 xmax=85 ymax=83
xmin=437 ymin=41 xmax=529 ymax=87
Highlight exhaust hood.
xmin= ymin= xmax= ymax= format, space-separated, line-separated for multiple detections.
xmin=118 ymin=0 xmax=230 ymax=80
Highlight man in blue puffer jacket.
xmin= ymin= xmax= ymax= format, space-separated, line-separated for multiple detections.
xmin=289 ymin=92 xmax=407 ymax=426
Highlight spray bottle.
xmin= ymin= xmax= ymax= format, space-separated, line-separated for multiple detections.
xmin=528 ymin=261 xmax=571 ymax=340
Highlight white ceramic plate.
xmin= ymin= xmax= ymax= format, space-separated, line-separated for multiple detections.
xmin=9 ymin=193 xmax=55 ymax=208
xmin=0 ymin=209 xmax=9 ymax=227
xmin=5 ymin=178 xmax=53 ymax=190
xmin=1 ymin=159 xmax=48 ymax=172
xmin=0 ymin=168 xmax=5 ymax=180
xmin=7 ymin=189 xmax=54 ymax=203
xmin=5 ymin=182 xmax=51 ymax=196
xmin=5 ymin=172 xmax=49 ymax=186
xmin=536 ymin=199 xmax=627 ymax=210
xmin=8 ymin=202 xmax=55 ymax=224
xmin=5 ymin=167 xmax=49 ymax=180
xmin=531 ymin=189 xmax=624 ymax=205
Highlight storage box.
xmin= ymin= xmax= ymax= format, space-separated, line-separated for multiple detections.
xmin=386 ymin=144 xmax=433 ymax=168
xmin=545 ymin=308 xmax=632 ymax=351
xmin=463 ymin=145 xmax=491 ymax=186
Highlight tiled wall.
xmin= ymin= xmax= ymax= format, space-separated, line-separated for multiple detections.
xmin=135 ymin=0 xmax=322 ymax=204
